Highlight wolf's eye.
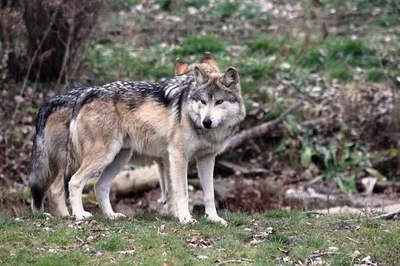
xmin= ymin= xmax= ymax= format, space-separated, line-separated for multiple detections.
xmin=200 ymin=100 xmax=206 ymax=105
xmin=215 ymin=100 xmax=224 ymax=105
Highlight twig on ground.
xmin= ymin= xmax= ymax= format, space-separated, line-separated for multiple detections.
xmin=305 ymin=211 xmax=326 ymax=216
xmin=225 ymin=101 xmax=303 ymax=150
xmin=307 ymin=252 xmax=341 ymax=258
xmin=345 ymin=236 xmax=361 ymax=244
xmin=374 ymin=207 xmax=400 ymax=220
xmin=217 ymin=160 xmax=267 ymax=175
xmin=215 ymin=258 xmax=254 ymax=266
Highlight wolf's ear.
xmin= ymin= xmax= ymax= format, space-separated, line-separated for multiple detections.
xmin=221 ymin=67 xmax=239 ymax=87
xmin=174 ymin=58 xmax=189 ymax=75
xmin=201 ymin=52 xmax=219 ymax=71
xmin=194 ymin=67 xmax=208 ymax=85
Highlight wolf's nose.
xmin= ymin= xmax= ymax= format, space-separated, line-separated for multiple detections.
xmin=202 ymin=117 xmax=212 ymax=128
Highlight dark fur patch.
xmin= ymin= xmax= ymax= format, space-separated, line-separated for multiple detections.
xmin=30 ymin=183 xmax=44 ymax=211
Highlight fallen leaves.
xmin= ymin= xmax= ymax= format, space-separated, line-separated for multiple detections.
xmin=186 ymin=236 xmax=213 ymax=249
xmin=244 ymin=227 xmax=274 ymax=246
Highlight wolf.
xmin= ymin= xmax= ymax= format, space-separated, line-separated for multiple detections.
xmin=67 ymin=66 xmax=246 ymax=224
xmin=28 ymin=52 xmax=220 ymax=217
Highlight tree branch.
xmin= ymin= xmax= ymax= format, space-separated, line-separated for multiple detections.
xmin=374 ymin=207 xmax=400 ymax=220
xmin=225 ymin=101 xmax=303 ymax=151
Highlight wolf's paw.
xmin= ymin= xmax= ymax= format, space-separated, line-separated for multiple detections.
xmin=206 ymin=215 xmax=228 ymax=226
xmin=107 ymin=212 xmax=126 ymax=220
xmin=179 ymin=215 xmax=197 ymax=225
xmin=74 ymin=211 xmax=93 ymax=221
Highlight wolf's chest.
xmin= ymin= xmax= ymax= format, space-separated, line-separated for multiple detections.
xmin=186 ymin=128 xmax=232 ymax=158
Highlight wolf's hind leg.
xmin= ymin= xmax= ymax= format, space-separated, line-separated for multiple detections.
xmin=95 ymin=148 xmax=132 ymax=220
xmin=156 ymin=161 xmax=167 ymax=204
xmin=69 ymin=144 xmax=122 ymax=220
xmin=156 ymin=159 xmax=175 ymax=215
xmin=48 ymin=168 xmax=70 ymax=217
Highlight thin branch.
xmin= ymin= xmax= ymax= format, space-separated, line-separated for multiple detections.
xmin=19 ymin=0 xmax=64 ymax=96
xmin=215 ymin=258 xmax=254 ymax=266
xmin=374 ymin=207 xmax=400 ymax=220
xmin=55 ymin=2 xmax=75 ymax=92
xmin=345 ymin=236 xmax=360 ymax=244
xmin=307 ymin=252 xmax=341 ymax=258
xmin=5 ymin=0 xmax=64 ymax=144
xmin=225 ymin=101 xmax=303 ymax=151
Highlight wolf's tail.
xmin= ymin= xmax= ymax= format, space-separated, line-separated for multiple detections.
xmin=28 ymin=102 xmax=52 ymax=212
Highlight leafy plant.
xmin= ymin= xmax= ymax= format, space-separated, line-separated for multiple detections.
xmin=275 ymin=116 xmax=374 ymax=192
xmin=174 ymin=35 xmax=226 ymax=57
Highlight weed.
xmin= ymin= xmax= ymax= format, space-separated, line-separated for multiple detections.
xmin=174 ymin=35 xmax=226 ymax=57
xmin=247 ymin=36 xmax=284 ymax=56
xmin=185 ymin=0 xmax=209 ymax=9
xmin=327 ymin=63 xmax=353 ymax=81
xmin=94 ymin=235 xmax=132 ymax=251
xmin=367 ymin=68 xmax=385 ymax=82
xmin=371 ymin=14 xmax=399 ymax=27
xmin=109 ymin=0 xmax=137 ymax=10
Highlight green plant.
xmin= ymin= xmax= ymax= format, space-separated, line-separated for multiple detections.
xmin=366 ymin=68 xmax=385 ymax=81
xmin=185 ymin=0 xmax=209 ymax=9
xmin=109 ymin=0 xmax=137 ymax=10
xmin=247 ymin=36 xmax=285 ymax=56
xmin=274 ymin=116 xmax=375 ymax=192
xmin=174 ymin=35 xmax=226 ymax=57
xmin=327 ymin=63 xmax=353 ymax=81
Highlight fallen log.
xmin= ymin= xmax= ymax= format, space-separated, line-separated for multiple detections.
xmin=86 ymin=165 xmax=159 ymax=197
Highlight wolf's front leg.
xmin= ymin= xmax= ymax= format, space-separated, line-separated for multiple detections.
xmin=197 ymin=155 xmax=227 ymax=226
xmin=169 ymin=147 xmax=196 ymax=224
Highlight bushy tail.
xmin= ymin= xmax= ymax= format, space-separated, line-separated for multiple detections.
xmin=28 ymin=102 xmax=52 ymax=212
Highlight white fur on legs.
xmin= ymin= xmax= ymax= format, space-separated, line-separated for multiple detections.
xmin=95 ymin=148 xmax=132 ymax=220
xmin=69 ymin=169 xmax=95 ymax=220
xmin=156 ymin=161 xmax=167 ymax=204
xmin=69 ymin=143 xmax=122 ymax=221
xmin=169 ymin=148 xmax=196 ymax=224
xmin=197 ymin=155 xmax=227 ymax=226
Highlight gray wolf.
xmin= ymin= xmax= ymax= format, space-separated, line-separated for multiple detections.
xmin=67 ymin=65 xmax=246 ymax=224
xmin=28 ymin=52 xmax=221 ymax=217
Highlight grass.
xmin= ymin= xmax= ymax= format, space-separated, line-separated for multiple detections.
xmin=0 ymin=211 xmax=399 ymax=265
xmin=174 ymin=35 xmax=227 ymax=57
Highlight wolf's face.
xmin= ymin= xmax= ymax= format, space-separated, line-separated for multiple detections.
xmin=188 ymin=67 xmax=244 ymax=129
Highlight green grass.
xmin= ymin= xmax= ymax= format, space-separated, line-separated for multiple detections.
xmin=174 ymin=35 xmax=227 ymax=57
xmin=0 ymin=211 xmax=399 ymax=265
xmin=366 ymin=68 xmax=385 ymax=82
xmin=371 ymin=13 xmax=399 ymax=27
xmin=247 ymin=36 xmax=285 ymax=56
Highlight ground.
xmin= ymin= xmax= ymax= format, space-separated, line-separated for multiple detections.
xmin=1 ymin=211 xmax=399 ymax=265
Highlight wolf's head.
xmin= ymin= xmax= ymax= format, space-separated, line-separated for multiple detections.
xmin=187 ymin=67 xmax=245 ymax=129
